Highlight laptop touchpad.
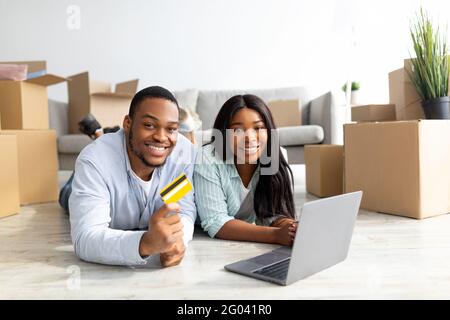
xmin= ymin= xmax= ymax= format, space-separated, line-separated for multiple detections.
xmin=247 ymin=251 xmax=289 ymax=267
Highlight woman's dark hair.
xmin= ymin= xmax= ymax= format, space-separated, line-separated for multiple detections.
xmin=210 ymin=94 xmax=296 ymax=221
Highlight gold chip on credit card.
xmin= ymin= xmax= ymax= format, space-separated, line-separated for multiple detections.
xmin=159 ymin=173 xmax=193 ymax=204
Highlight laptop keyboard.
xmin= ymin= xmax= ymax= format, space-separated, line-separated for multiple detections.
xmin=253 ymin=258 xmax=290 ymax=280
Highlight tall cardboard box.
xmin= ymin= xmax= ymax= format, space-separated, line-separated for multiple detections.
xmin=0 ymin=61 xmax=66 ymax=129
xmin=344 ymin=120 xmax=450 ymax=219
xmin=351 ymin=104 xmax=396 ymax=122
xmin=268 ymin=100 xmax=302 ymax=127
xmin=388 ymin=68 xmax=424 ymax=120
xmin=0 ymin=130 xmax=59 ymax=205
xmin=305 ymin=145 xmax=344 ymax=198
xmin=0 ymin=135 xmax=20 ymax=218
xmin=67 ymin=72 xmax=138 ymax=133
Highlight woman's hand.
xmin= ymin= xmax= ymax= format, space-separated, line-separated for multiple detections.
xmin=271 ymin=217 xmax=296 ymax=228
xmin=273 ymin=220 xmax=298 ymax=246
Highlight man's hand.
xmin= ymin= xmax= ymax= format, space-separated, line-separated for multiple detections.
xmin=139 ymin=203 xmax=184 ymax=258
xmin=160 ymin=240 xmax=186 ymax=267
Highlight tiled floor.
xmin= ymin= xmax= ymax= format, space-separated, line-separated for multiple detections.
xmin=1 ymin=165 xmax=450 ymax=299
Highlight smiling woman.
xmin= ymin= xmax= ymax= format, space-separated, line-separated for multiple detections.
xmin=194 ymin=94 xmax=298 ymax=246
xmin=229 ymin=108 xmax=268 ymax=167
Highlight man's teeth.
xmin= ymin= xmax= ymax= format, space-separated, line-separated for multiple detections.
xmin=244 ymin=146 xmax=258 ymax=151
xmin=148 ymin=145 xmax=166 ymax=151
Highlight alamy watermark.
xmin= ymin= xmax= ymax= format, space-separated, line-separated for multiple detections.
xmin=66 ymin=5 xmax=81 ymax=30
xmin=66 ymin=265 xmax=81 ymax=290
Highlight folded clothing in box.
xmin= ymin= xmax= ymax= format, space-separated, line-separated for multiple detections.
xmin=0 ymin=64 xmax=27 ymax=81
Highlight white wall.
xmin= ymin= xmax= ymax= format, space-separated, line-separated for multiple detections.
xmin=1 ymin=0 xmax=450 ymax=104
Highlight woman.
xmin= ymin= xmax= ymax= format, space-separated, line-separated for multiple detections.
xmin=194 ymin=94 xmax=298 ymax=246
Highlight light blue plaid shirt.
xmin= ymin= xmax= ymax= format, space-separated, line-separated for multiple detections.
xmin=194 ymin=144 xmax=282 ymax=238
xmin=69 ymin=130 xmax=197 ymax=266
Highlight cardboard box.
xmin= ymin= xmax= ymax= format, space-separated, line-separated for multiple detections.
xmin=389 ymin=67 xmax=424 ymax=120
xmin=268 ymin=99 xmax=302 ymax=127
xmin=351 ymin=104 xmax=396 ymax=122
xmin=305 ymin=145 xmax=344 ymax=198
xmin=67 ymin=72 xmax=138 ymax=133
xmin=0 ymin=61 xmax=66 ymax=129
xmin=0 ymin=135 xmax=20 ymax=218
xmin=388 ymin=58 xmax=450 ymax=120
xmin=344 ymin=120 xmax=450 ymax=219
xmin=0 ymin=130 xmax=59 ymax=205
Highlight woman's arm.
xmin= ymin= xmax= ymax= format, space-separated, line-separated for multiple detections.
xmin=215 ymin=219 xmax=294 ymax=246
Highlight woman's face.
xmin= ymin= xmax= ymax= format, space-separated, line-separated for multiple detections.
xmin=229 ymin=108 xmax=268 ymax=165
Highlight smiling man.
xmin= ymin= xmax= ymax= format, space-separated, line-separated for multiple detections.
xmin=69 ymin=86 xmax=197 ymax=267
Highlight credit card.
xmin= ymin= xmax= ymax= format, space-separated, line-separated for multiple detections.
xmin=159 ymin=173 xmax=193 ymax=204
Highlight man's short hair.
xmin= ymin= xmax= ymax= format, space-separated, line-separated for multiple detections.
xmin=128 ymin=86 xmax=179 ymax=118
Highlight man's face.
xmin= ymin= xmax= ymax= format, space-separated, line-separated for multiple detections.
xmin=123 ymin=98 xmax=179 ymax=168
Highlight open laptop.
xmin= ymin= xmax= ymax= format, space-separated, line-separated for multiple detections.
xmin=224 ymin=191 xmax=363 ymax=286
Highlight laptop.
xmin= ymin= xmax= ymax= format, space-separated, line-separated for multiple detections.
xmin=224 ymin=191 xmax=363 ymax=286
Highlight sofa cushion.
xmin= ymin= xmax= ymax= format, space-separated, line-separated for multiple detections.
xmin=48 ymin=99 xmax=69 ymax=137
xmin=58 ymin=134 xmax=92 ymax=154
xmin=278 ymin=125 xmax=324 ymax=146
xmin=173 ymin=89 xmax=199 ymax=113
xmin=196 ymin=87 xmax=312 ymax=129
xmin=309 ymin=92 xmax=333 ymax=143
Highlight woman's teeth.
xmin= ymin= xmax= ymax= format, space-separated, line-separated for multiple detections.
xmin=243 ymin=146 xmax=259 ymax=152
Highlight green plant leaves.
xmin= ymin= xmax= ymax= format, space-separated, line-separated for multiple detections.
xmin=408 ymin=8 xmax=449 ymax=101
xmin=342 ymin=82 xmax=360 ymax=92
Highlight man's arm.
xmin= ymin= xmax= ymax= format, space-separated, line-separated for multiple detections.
xmin=69 ymin=158 xmax=150 ymax=266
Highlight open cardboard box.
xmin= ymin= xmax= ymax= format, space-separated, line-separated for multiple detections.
xmin=344 ymin=120 xmax=450 ymax=219
xmin=67 ymin=71 xmax=138 ymax=133
xmin=0 ymin=61 xmax=66 ymax=129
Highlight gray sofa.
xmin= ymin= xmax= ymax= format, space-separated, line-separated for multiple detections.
xmin=49 ymin=86 xmax=341 ymax=170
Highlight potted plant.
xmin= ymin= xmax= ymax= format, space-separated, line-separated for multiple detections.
xmin=342 ymin=81 xmax=360 ymax=105
xmin=408 ymin=8 xmax=449 ymax=119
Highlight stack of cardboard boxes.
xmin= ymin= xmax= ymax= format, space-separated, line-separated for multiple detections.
xmin=0 ymin=61 xmax=139 ymax=219
xmin=305 ymin=58 xmax=450 ymax=219
xmin=343 ymin=58 xmax=450 ymax=219
xmin=0 ymin=61 xmax=61 ymax=218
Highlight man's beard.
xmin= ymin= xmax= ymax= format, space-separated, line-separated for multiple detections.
xmin=128 ymin=128 xmax=167 ymax=168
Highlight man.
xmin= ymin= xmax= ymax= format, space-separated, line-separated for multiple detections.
xmin=69 ymin=86 xmax=197 ymax=267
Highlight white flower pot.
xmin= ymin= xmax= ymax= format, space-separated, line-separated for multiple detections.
xmin=351 ymin=91 xmax=359 ymax=105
